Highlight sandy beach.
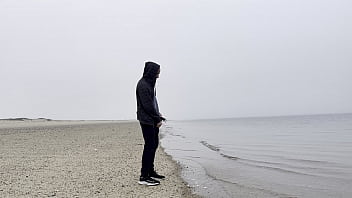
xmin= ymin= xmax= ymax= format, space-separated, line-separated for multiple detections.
xmin=0 ymin=120 xmax=199 ymax=198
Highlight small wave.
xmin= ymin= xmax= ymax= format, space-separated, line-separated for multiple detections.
xmin=220 ymin=153 xmax=239 ymax=160
xmin=199 ymin=140 xmax=318 ymax=176
xmin=185 ymin=156 xmax=201 ymax=159
xmin=284 ymin=158 xmax=332 ymax=164
xmin=172 ymin=134 xmax=186 ymax=138
xmin=220 ymin=153 xmax=323 ymax=170
xmin=219 ymin=153 xmax=317 ymax=176
xmin=216 ymin=146 xmax=344 ymax=168
xmin=167 ymin=132 xmax=186 ymax=138
xmin=226 ymin=152 xmax=327 ymax=176
xmin=167 ymin=148 xmax=197 ymax=152
xmin=200 ymin=140 xmax=220 ymax=152
xmin=234 ymin=151 xmax=346 ymax=168
xmin=238 ymin=161 xmax=315 ymax=176
xmin=200 ymin=164 xmax=297 ymax=198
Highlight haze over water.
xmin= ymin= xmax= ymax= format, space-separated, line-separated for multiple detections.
xmin=1 ymin=1 xmax=351 ymax=120
xmin=161 ymin=113 xmax=352 ymax=198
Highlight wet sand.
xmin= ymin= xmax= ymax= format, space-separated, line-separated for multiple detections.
xmin=0 ymin=120 xmax=199 ymax=198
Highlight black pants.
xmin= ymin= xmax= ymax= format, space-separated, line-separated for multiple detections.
xmin=140 ymin=123 xmax=159 ymax=177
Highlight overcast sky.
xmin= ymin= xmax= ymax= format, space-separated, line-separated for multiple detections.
xmin=1 ymin=0 xmax=351 ymax=120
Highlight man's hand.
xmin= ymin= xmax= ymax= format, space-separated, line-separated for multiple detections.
xmin=159 ymin=113 xmax=167 ymax=121
xmin=156 ymin=121 xmax=162 ymax=128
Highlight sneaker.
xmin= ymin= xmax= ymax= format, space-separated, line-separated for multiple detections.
xmin=149 ymin=171 xmax=165 ymax=179
xmin=138 ymin=176 xmax=160 ymax=186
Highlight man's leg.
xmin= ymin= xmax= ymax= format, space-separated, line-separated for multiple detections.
xmin=150 ymin=126 xmax=159 ymax=173
xmin=148 ymin=127 xmax=165 ymax=179
xmin=139 ymin=123 xmax=160 ymax=186
xmin=140 ymin=123 xmax=157 ymax=177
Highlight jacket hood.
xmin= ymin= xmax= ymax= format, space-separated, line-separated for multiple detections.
xmin=143 ymin=61 xmax=160 ymax=79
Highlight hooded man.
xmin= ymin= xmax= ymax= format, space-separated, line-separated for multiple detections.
xmin=136 ymin=61 xmax=166 ymax=186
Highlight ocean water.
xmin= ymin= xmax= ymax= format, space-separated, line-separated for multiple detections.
xmin=160 ymin=113 xmax=352 ymax=198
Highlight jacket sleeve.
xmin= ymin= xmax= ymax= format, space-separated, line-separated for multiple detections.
xmin=138 ymin=86 xmax=162 ymax=123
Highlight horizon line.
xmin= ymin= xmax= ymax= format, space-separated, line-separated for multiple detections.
xmin=1 ymin=112 xmax=351 ymax=122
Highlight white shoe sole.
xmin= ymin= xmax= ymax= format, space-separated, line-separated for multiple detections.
xmin=138 ymin=181 xmax=160 ymax=186
xmin=150 ymin=176 xmax=165 ymax=180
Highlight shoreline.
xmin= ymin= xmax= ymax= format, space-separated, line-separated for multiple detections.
xmin=0 ymin=120 xmax=199 ymax=197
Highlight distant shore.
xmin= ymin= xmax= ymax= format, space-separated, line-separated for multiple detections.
xmin=0 ymin=118 xmax=52 ymax=121
xmin=0 ymin=120 xmax=199 ymax=197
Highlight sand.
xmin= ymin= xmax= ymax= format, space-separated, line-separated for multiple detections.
xmin=0 ymin=120 xmax=199 ymax=198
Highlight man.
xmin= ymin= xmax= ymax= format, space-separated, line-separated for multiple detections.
xmin=136 ymin=61 xmax=166 ymax=186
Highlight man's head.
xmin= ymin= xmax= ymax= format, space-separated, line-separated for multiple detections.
xmin=143 ymin=61 xmax=160 ymax=79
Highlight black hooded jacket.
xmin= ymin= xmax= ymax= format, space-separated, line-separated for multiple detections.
xmin=136 ymin=62 xmax=162 ymax=126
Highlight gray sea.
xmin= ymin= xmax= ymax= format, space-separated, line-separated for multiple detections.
xmin=160 ymin=113 xmax=352 ymax=198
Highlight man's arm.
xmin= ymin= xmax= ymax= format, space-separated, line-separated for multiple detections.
xmin=138 ymin=86 xmax=162 ymax=124
xmin=155 ymin=97 xmax=166 ymax=121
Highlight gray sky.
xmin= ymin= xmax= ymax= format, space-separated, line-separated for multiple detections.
xmin=1 ymin=0 xmax=351 ymax=120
